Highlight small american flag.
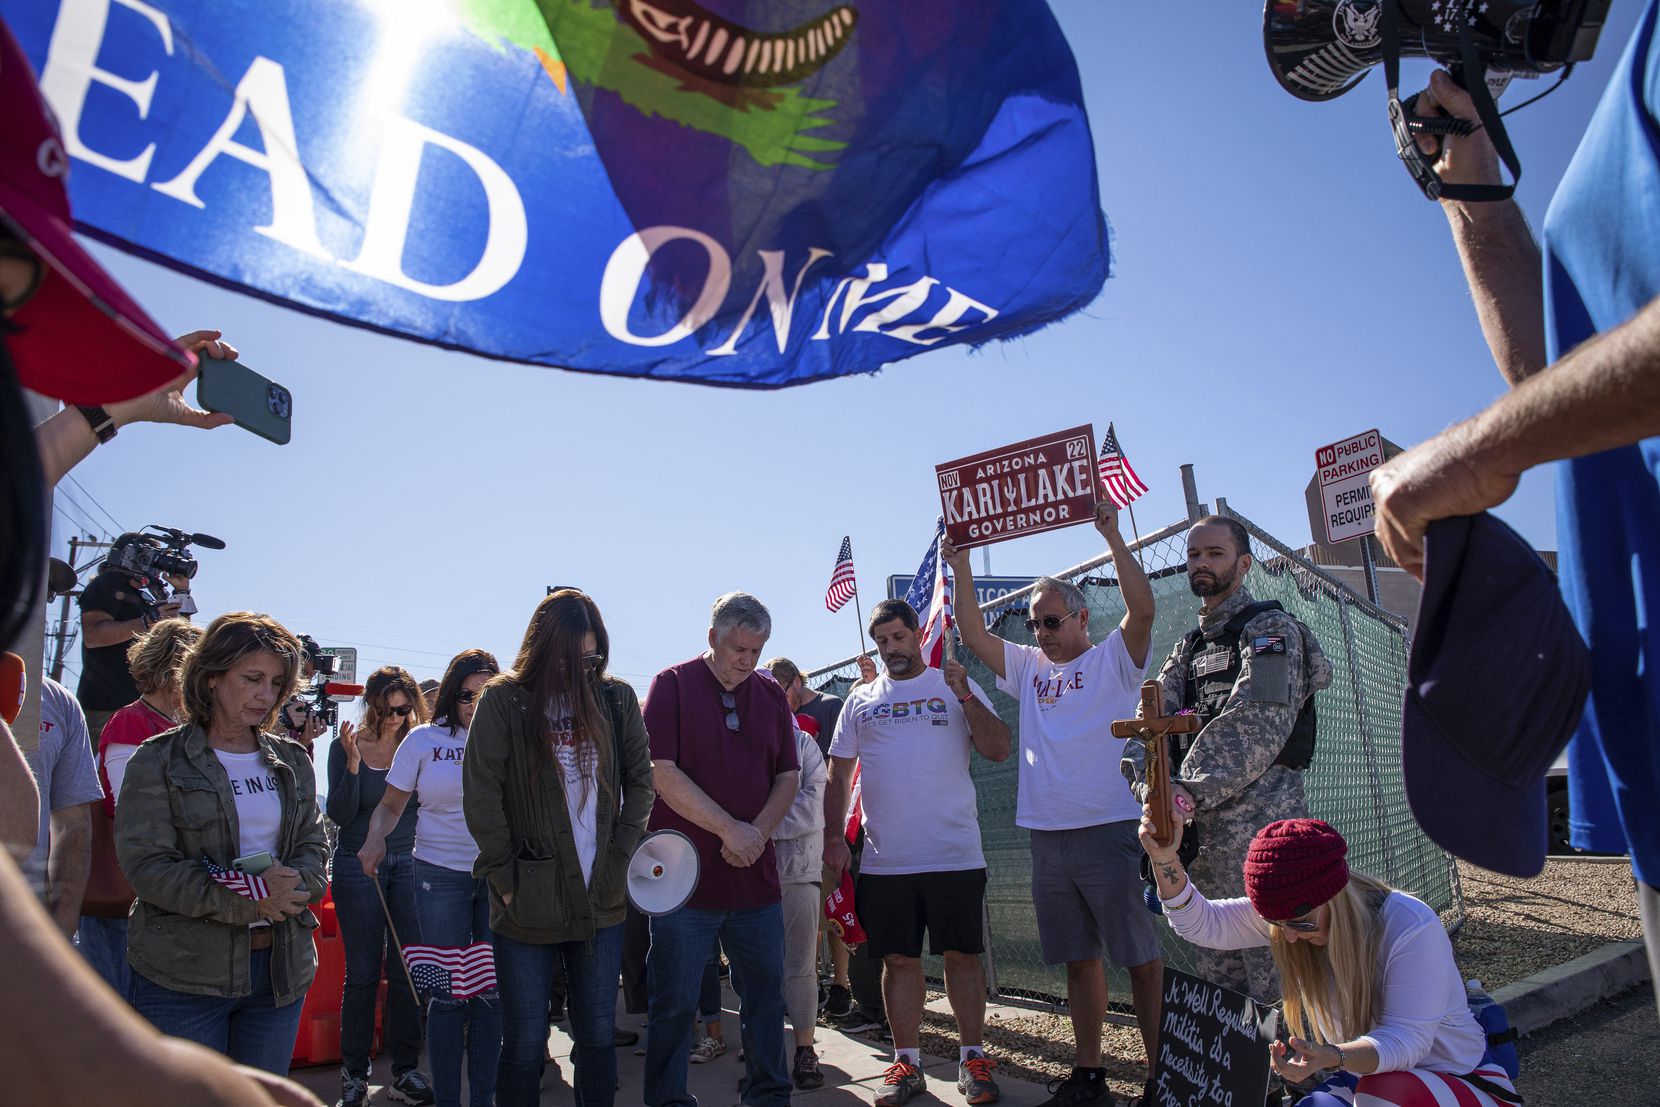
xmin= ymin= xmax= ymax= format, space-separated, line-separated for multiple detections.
xmin=825 ymin=536 xmax=858 ymax=612
xmin=1098 ymin=423 xmax=1149 ymax=508
xmin=204 ymin=860 xmax=268 ymax=901
xmin=404 ymin=943 xmax=497 ymax=999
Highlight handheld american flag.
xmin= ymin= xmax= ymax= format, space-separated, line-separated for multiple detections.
xmin=903 ymin=518 xmax=954 ymax=668
xmin=825 ymin=537 xmax=858 ymax=612
xmin=204 ymin=860 xmax=268 ymax=901
xmin=1098 ymin=423 xmax=1149 ymax=509
xmin=404 ymin=943 xmax=498 ymax=1000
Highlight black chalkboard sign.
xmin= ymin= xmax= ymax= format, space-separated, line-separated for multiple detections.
xmin=1146 ymin=968 xmax=1276 ymax=1107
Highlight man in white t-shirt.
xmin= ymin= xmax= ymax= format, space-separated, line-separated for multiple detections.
xmin=823 ymin=599 xmax=1011 ymax=1107
xmin=944 ymin=500 xmax=1160 ymax=1107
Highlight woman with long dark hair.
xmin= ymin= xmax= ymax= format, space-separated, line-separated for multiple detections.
xmin=327 ymin=666 xmax=432 ymax=1107
xmin=360 ymin=650 xmax=501 ymax=1107
xmin=463 ymin=589 xmax=654 ymax=1107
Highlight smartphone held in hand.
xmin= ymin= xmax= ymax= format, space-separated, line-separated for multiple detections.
xmin=196 ymin=359 xmax=292 ymax=445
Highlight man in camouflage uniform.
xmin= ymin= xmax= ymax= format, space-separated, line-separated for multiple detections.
xmin=1121 ymin=515 xmax=1332 ymax=1004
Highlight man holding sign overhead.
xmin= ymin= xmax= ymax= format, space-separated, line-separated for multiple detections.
xmin=944 ymin=501 xmax=1161 ymax=1107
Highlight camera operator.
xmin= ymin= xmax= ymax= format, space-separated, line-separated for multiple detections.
xmin=76 ymin=541 xmax=191 ymax=743
xmin=273 ymin=645 xmax=330 ymax=753
xmin=1369 ymin=17 xmax=1660 ymax=1019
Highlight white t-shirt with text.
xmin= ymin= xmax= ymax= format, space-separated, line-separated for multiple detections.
xmin=828 ymin=666 xmax=989 ymax=875
xmin=998 ymin=631 xmax=1146 ymax=830
xmin=550 ymin=700 xmax=600 ymax=885
xmin=387 ymin=723 xmax=479 ymax=873
xmin=214 ymin=749 xmax=283 ymax=861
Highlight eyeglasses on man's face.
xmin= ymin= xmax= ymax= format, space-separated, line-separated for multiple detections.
xmin=1024 ymin=610 xmax=1082 ymax=634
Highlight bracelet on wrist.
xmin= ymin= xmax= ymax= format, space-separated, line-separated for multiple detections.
xmin=1332 ymin=1045 xmax=1347 ymax=1071
xmin=956 ymin=692 xmax=974 ymax=704
xmin=1163 ymin=886 xmax=1196 ymax=912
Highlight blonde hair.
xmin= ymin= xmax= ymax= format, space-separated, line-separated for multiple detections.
xmin=126 ymin=617 xmax=202 ymax=697
xmin=1271 ymin=873 xmax=1392 ymax=1044
xmin=179 ymin=612 xmax=303 ymax=730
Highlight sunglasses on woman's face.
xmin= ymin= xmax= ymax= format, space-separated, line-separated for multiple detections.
xmin=1023 ymin=611 xmax=1081 ymax=634
xmin=1264 ymin=913 xmax=1320 ymax=933
xmin=456 ymin=689 xmax=480 ymax=705
xmin=385 ymin=704 xmax=414 ymax=718
xmin=582 ymin=653 xmax=604 ymax=672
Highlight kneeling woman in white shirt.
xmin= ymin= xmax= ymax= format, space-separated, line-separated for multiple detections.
xmin=1140 ymin=813 xmax=1517 ymax=1107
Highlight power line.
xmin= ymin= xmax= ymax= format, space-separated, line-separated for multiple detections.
xmin=54 ymin=485 xmax=110 ymax=537
xmin=51 ymin=500 xmax=103 ymax=541
xmin=64 ymin=474 xmax=125 ymax=534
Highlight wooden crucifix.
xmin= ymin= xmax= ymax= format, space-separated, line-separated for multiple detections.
xmin=1112 ymin=680 xmax=1202 ymax=848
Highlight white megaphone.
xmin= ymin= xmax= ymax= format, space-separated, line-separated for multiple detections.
xmin=626 ymin=830 xmax=701 ymax=916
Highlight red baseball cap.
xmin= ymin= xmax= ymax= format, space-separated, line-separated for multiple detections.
xmin=0 ymin=18 xmax=193 ymax=404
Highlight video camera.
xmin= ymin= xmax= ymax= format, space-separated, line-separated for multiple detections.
xmin=278 ymin=634 xmax=361 ymax=733
xmin=1264 ymin=0 xmax=1612 ymax=200
xmin=104 ymin=525 xmax=225 ymax=617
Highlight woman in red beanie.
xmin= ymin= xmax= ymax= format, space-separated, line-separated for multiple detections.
xmin=1140 ymin=812 xmax=1519 ymax=1106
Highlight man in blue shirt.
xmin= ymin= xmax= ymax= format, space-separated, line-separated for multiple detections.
xmin=1370 ymin=4 xmax=1660 ymax=1019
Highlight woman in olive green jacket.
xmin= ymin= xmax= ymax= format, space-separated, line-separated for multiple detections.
xmin=116 ymin=612 xmax=328 ymax=1075
xmin=462 ymin=589 xmax=654 ymax=1107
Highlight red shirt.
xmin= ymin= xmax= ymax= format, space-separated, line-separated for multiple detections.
xmin=97 ymin=698 xmax=176 ymax=817
xmin=644 ymin=659 xmax=799 ymax=911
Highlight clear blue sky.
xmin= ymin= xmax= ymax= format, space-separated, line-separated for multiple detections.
xmin=46 ymin=4 xmax=1641 ymax=728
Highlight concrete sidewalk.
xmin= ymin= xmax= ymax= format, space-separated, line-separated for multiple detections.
xmin=288 ymin=982 xmax=1057 ymax=1106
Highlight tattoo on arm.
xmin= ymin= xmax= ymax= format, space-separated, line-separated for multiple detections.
xmin=1159 ymin=862 xmax=1181 ymax=884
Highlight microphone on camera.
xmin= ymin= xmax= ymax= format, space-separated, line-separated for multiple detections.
xmin=322 ymin=682 xmax=364 ymax=698
xmin=190 ymin=532 xmax=227 ymax=550
xmin=1 ymin=652 xmax=25 ymax=725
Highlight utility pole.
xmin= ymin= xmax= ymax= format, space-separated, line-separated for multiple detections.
xmin=48 ymin=536 xmax=110 ymax=683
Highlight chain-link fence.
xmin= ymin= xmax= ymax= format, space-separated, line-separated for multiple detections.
xmin=807 ymin=506 xmax=1461 ymax=1009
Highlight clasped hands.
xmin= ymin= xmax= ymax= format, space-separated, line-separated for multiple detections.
xmin=720 ymin=820 xmax=766 ymax=868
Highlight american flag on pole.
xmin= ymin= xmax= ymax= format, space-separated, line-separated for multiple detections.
xmin=903 ymin=518 xmax=953 ymax=668
xmin=825 ymin=536 xmax=858 ymax=612
xmin=403 ymin=942 xmax=498 ymax=999
xmin=1098 ymin=423 xmax=1149 ymax=508
xmin=204 ymin=860 xmax=268 ymax=900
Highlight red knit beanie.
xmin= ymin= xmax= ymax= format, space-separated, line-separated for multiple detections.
xmin=1244 ymin=819 xmax=1350 ymax=920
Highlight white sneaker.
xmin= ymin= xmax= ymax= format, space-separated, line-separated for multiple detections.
xmin=689 ymin=1036 xmax=727 ymax=1064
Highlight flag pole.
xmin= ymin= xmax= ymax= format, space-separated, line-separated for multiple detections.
xmin=1126 ymin=500 xmax=1146 ymax=573
xmin=373 ymin=872 xmax=425 ymax=1014
xmin=850 ymin=550 xmax=870 ymax=662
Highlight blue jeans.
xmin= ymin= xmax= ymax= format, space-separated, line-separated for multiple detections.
xmin=699 ymin=939 xmax=723 ymax=1025
xmin=333 ymin=844 xmax=423 ymax=1079
xmin=416 ymin=859 xmax=501 ymax=1107
xmin=129 ymin=947 xmax=305 ymax=1074
xmin=77 ymin=915 xmax=130 ymax=998
xmin=495 ymin=924 xmax=624 ymax=1107
xmin=646 ymin=903 xmax=789 ymax=1107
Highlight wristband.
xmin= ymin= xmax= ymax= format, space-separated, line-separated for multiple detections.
xmin=1332 ymin=1045 xmax=1346 ymax=1071
xmin=75 ymin=404 xmax=117 ymax=444
xmin=957 ymin=692 xmax=974 ymax=704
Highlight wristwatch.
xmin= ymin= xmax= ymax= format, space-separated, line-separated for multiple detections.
xmin=75 ymin=404 xmax=117 ymax=444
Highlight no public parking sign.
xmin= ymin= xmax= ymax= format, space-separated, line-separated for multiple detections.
xmin=936 ymin=425 xmax=1098 ymax=550
xmin=1315 ymin=428 xmax=1384 ymax=544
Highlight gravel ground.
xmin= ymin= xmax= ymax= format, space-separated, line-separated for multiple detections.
xmin=850 ymin=855 xmax=1647 ymax=1103
xmin=1449 ymin=856 xmax=1642 ymax=990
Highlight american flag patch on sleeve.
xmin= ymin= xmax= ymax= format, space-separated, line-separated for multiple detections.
xmin=1251 ymin=636 xmax=1286 ymax=655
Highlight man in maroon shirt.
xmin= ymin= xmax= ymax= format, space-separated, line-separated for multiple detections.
xmin=643 ymin=592 xmax=801 ymax=1107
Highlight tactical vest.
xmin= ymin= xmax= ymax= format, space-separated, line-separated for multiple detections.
xmin=1178 ymin=600 xmax=1317 ymax=772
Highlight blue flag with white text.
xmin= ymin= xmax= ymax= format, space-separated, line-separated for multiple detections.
xmin=2 ymin=1 xmax=1109 ymax=388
